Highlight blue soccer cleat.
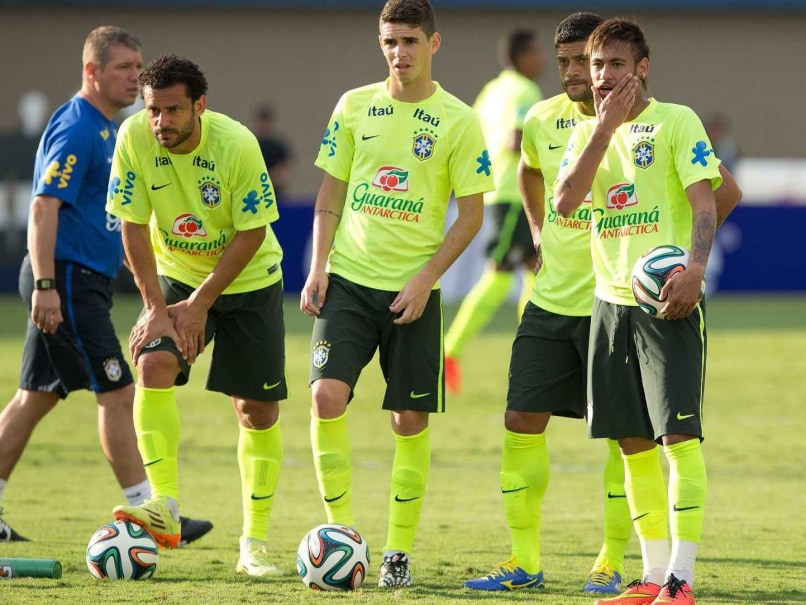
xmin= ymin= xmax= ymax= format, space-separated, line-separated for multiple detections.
xmin=584 ymin=565 xmax=623 ymax=594
xmin=464 ymin=556 xmax=544 ymax=591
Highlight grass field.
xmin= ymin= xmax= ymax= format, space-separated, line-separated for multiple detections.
xmin=0 ymin=294 xmax=804 ymax=604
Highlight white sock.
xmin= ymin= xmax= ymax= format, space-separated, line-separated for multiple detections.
xmin=0 ymin=478 xmax=7 ymax=508
xmin=666 ymin=540 xmax=698 ymax=587
xmin=641 ymin=539 xmax=671 ymax=585
xmin=122 ymin=480 xmax=151 ymax=506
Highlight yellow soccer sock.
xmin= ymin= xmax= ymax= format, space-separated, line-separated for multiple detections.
xmin=385 ymin=428 xmax=430 ymax=554
xmin=501 ymin=429 xmax=548 ymax=575
xmin=624 ymin=446 xmax=669 ymax=584
xmin=311 ymin=412 xmax=353 ymax=526
xmin=593 ymin=439 xmax=632 ymax=572
xmin=666 ymin=438 xmax=706 ymax=543
xmin=517 ymin=270 xmax=536 ymax=320
xmin=238 ymin=421 xmax=283 ymax=542
xmin=445 ymin=270 xmax=515 ymax=358
xmin=134 ymin=386 xmax=180 ymax=502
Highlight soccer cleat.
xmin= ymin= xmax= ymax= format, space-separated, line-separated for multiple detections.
xmin=0 ymin=509 xmax=29 ymax=542
xmin=378 ymin=552 xmax=412 ymax=587
xmin=236 ymin=539 xmax=282 ymax=578
xmin=113 ymin=497 xmax=181 ymax=549
xmin=178 ymin=516 xmax=213 ymax=547
xmin=594 ymin=579 xmax=662 ymax=605
xmin=464 ymin=556 xmax=544 ymax=591
xmin=584 ymin=565 xmax=623 ymax=594
xmin=651 ymin=574 xmax=696 ymax=604
xmin=445 ymin=356 xmax=462 ymax=394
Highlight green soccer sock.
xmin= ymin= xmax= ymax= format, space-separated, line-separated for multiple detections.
xmin=385 ymin=428 xmax=430 ymax=554
xmin=133 ymin=386 xmax=180 ymax=502
xmin=311 ymin=412 xmax=353 ymax=526
xmin=517 ymin=270 xmax=536 ymax=319
xmin=238 ymin=421 xmax=283 ymax=542
xmin=445 ymin=270 xmax=515 ymax=358
xmin=624 ymin=446 xmax=669 ymax=584
xmin=593 ymin=439 xmax=632 ymax=572
xmin=666 ymin=439 xmax=707 ymax=543
xmin=501 ymin=429 xmax=549 ymax=575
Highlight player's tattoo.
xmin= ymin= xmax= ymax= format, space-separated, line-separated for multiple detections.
xmin=692 ymin=210 xmax=715 ymax=266
xmin=316 ymin=209 xmax=342 ymax=220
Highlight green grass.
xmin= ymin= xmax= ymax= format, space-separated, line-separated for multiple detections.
xmin=0 ymin=294 xmax=804 ymax=604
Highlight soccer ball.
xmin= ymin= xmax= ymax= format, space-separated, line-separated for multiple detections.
xmin=296 ymin=524 xmax=370 ymax=591
xmin=86 ymin=520 xmax=159 ymax=580
xmin=631 ymin=244 xmax=692 ymax=319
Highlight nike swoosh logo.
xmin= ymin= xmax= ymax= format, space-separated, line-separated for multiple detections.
xmin=632 ymin=512 xmax=649 ymax=521
xmin=548 ymin=143 xmax=563 ymax=150
xmin=151 ymin=183 xmax=171 ymax=190
xmin=409 ymin=391 xmax=430 ymax=399
xmin=324 ymin=491 xmax=347 ymax=503
xmin=673 ymin=504 xmax=700 ymax=512
xmin=677 ymin=412 xmax=696 ymax=420
xmin=263 ymin=381 xmax=282 ymax=390
xmin=394 ymin=495 xmax=420 ymax=502
xmin=361 ymin=134 xmax=380 ymax=140
xmin=143 ymin=458 xmax=164 ymax=467
xmin=251 ymin=493 xmax=274 ymax=501
xmin=501 ymin=578 xmax=542 ymax=589
xmin=607 ymin=492 xmax=627 ymax=499
xmin=501 ymin=486 xmax=528 ymax=494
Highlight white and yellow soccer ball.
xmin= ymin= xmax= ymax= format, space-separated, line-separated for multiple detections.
xmin=86 ymin=520 xmax=158 ymax=580
xmin=296 ymin=523 xmax=369 ymax=591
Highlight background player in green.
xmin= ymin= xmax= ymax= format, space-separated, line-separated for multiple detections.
xmin=0 ymin=26 xmax=210 ymax=547
xmin=300 ymin=0 xmax=493 ymax=588
xmin=554 ymin=19 xmax=739 ymax=605
xmin=466 ymin=13 xmax=634 ymax=595
xmin=107 ymin=55 xmax=288 ymax=578
xmin=443 ymin=28 xmax=544 ymax=393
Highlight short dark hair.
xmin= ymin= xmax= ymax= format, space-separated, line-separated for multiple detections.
xmin=500 ymin=29 xmax=536 ymax=67
xmin=82 ymin=25 xmax=141 ymax=68
xmin=138 ymin=54 xmax=208 ymax=102
xmin=380 ymin=0 xmax=436 ymax=38
xmin=586 ymin=18 xmax=650 ymax=63
xmin=554 ymin=12 xmax=604 ymax=47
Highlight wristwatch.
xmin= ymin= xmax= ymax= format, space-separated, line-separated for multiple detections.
xmin=34 ymin=278 xmax=56 ymax=291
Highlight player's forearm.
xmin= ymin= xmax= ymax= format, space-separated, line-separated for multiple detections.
xmin=518 ymin=161 xmax=545 ymax=245
xmin=714 ymin=164 xmax=742 ymax=229
xmin=418 ymin=194 xmax=483 ymax=286
xmin=309 ymin=174 xmax=348 ymax=273
xmin=686 ymin=180 xmax=717 ymax=275
xmin=190 ymin=226 xmax=266 ymax=310
xmin=122 ymin=221 xmax=168 ymax=315
xmin=554 ymin=127 xmax=611 ymax=217
xmin=27 ymin=195 xmax=61 ymax=280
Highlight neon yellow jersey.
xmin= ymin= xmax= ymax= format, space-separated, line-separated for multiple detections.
xmin=474 ymin=69 xmax=543 ymax=205
xmin=316 ymin=80 xmax=494 ymax=291
xmin=522 ymin=93 xmax=594 ymax=316
xmin=107 ymin=109 xmax=283 ymax=294
xmin=561 ymin=99 xmax=722 ymax=305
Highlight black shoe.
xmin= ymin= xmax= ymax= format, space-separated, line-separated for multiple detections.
xmin=0 ymin=509 xmax=30 ymax=542
xmin=178 ymin=516 xmax=213 ymax=547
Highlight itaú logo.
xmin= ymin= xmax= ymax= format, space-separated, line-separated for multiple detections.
xmin=171 ymin=213 xmax=207 ymax=238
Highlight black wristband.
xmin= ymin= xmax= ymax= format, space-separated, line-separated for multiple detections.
xmin=34 ymin=278 xmax=56 ymax=290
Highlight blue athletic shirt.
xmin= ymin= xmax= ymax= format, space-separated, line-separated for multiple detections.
xmin=31 ymin=95 xmax=123 ymax=278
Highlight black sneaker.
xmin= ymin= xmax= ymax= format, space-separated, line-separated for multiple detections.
xmin=378 ymin=552 xmax=412 ymax=588
xmin=0 ymin=509 xmax=30 ymax=542
xmin=178 ymin=516 xmax=213 ymax=547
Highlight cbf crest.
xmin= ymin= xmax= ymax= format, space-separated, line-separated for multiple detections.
xmin=412 ymin=128 xmax=437 ymax=161
xmin=312 ymin=340 xmax=331 ymax=369
xmin=198 ymin=176 xmax=222 ymax=208
xmin=103 ymin=357 xmax=122 ymax=382
xmin=633 ymin=140 xmax=655 ymax=169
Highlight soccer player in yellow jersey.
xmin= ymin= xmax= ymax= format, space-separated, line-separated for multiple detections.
xmin=555 ymin=19 xmax=742 ymax=605
xmin=443 ymin=29 xmax=544 ymax=393
xmin=107 ymin=55 xmax=287 ymax=578
xmin=300 ymin=0 xmax=493 ymax=588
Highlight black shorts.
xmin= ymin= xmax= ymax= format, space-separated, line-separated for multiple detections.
xmin=486 ymin=202 xmax=536 ymax=266
xmin=309 ymin=274 xmax=445 ymax=413
xmin=18 ymin=255 xmax=133 ymax=398
xmin=587 ymin=298 xmax=707 ymax=442
xmin=142 ymin=276 xmax=287 ymax=402
xmin=507 ymin=302 xmax=589 ymax=419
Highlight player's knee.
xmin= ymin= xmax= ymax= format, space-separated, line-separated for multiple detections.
xmin=311 ymin=379 xmax=349 ymax=419
xmin=235 ymin=398 xmax=279 ymax=430
xmin=136 ymin=351 xmax=180 ymax=388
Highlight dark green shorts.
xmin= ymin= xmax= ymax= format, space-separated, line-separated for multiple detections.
xmin=309 ymin=273 xmax=445 ymax=413
xmin=486 ymin=202 xmax=536 ymax=266
xmin=587 ymin=298 xmax=707 ymax=442
xmin=142 ymin=277 xmax=287 ymax=402
xmin=507 ymin=302 xmax=589 ymax=419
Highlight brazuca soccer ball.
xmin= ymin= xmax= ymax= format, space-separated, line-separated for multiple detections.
xmin=631 ymin=244 xmax=697 ymax=319
xmin=86 ymin=520 xmax=159 ymax=580
xmin=296 ymin=524 xmax=369 ymax=591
